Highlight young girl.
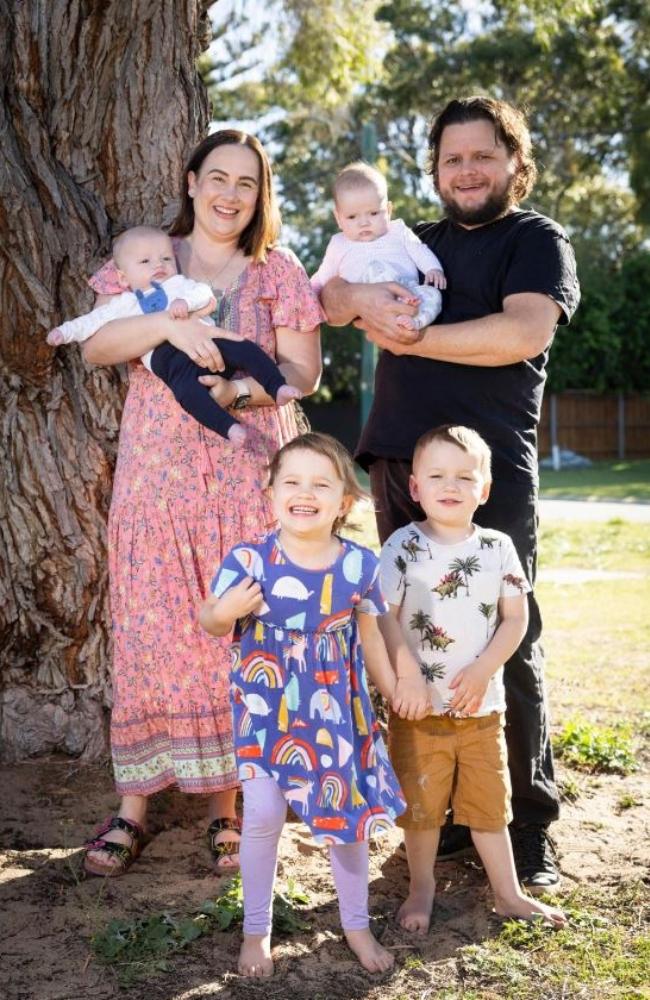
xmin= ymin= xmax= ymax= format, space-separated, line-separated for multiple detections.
xmin=200 ymin=433 xmax=417 ymax=977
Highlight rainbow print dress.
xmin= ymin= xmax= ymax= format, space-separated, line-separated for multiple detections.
xmin=211 ymin=533 xmax=406 ymax=844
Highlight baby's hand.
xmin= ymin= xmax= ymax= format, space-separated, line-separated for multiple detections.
xmin=392 ymin=673 xmax=430 ymax=721
xmin=169 ymin=297 xmax=190 ymax=320
xmin=447 ymin=661 xmax=492 ymax=716
xmin=47 ymin=328 xmax=64 ymax=346
xmin=425 ymin=268 xmax=446 ymax=289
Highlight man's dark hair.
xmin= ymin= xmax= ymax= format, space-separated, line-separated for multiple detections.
xmin=427 ymin=96 xmax=537 ymax=203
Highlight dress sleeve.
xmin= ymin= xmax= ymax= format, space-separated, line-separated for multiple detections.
xmin=88 ymin=259 xmax=124 ymax=296
xmin=499 ymin=537 xmax=532 ymax=597
xmin=210 ymin=544 xmax=263 ymax=597
xmin=378 ymin=533 xmax=405 ymax=607
xmin=262 ymin=248 xmax=325 ymax=331
xmin=356 ymin=551 xmax=389 ymax=616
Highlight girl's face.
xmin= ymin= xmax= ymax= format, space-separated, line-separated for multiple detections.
xmin=188 ymin=144 xmax=260 ymax=242
xmin=270 ymin=449 xmax=352 ymax=539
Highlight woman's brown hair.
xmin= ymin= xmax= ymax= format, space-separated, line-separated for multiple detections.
xmin=169 ymin=130 xmax=281 ymax=262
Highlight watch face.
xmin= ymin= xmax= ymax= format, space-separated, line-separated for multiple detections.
xmin=233 ymin=392 xmax=251 ymax=410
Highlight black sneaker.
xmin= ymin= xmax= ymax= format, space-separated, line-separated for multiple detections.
xmin=437 ymin=822 xmax=475 ymax=861
xmin=510 ymin=824 xmax=560 ymax=894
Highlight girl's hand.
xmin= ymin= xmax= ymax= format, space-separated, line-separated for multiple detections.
xmin=197 ymin=373 xmax=239 ymax=408
xmin=392 ymin=674 xmax=430 ymax=721
xmin=447 ymin=661 xmax=492 ymax=716
xmin=200 ymin=577 xmax=263 ymax=637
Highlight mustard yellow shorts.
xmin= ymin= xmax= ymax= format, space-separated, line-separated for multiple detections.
xmin=388 ymin=711 xmax=512 ymax=832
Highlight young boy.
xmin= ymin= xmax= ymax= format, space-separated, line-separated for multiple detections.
xmin=47 ymin=226 xmax=300 ymax=446
xmin=379 ymin=425 xmax=566 ymax=932
xmin=310 ymin=162 xmax=446 ymax=331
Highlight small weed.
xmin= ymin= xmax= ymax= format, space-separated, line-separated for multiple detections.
xmin=403 ymin=953 xmax=425 ymax=970
xmin=558 ymin=774 xmax=582 ymax=802
xmin=90 ymin=873 xmax=311 ymax=985
xmin=553 ymin=717 xmax=638 ymax=774
xmin=617 ymin=792 xmax=643 ymax=811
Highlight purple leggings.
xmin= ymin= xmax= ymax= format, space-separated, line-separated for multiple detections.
xmin=241 ymin=777 xmax=370 ymax=935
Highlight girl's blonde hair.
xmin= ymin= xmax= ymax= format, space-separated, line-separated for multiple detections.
xmin=267 ymin=432 xmax=367 ymax=533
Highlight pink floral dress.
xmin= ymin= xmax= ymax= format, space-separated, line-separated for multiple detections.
xmin=91 ymin=248 xmax=323 ymax=795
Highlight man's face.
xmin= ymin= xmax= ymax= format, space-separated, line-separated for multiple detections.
xmin=435 ymin=119 xmax=520 ymax=228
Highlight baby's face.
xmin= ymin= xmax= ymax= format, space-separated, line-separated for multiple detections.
xmin=334 ymin=184 xmax=391 ymax=242
xmin=117 ymin=233 xmax=177 ymax=290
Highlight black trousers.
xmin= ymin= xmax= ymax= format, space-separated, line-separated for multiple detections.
xmin=370 ymin=458 xmax=560 ymax=827
xmin=150 ymin=339 xmax=286 ymax=439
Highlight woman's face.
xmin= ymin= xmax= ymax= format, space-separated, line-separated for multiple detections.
xmin=188 ymin=143 xmax=261 ymax=242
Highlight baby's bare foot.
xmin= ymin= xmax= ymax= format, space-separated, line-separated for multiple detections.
xmin=275 ymin=384 xmax=302 ymax=406
xmin=227 ymin=424 xmax=247 ymax=448
xmin=344 ymin=928 xmax=394 ymax=973
xmin=396 ymin=314 xmax=417 ymax=330
xmin=238 ymin=933 xmax=274 ymax=977
xmin=397 ymin=881 xmax=436 ymax=934
xmin=495 ymin=893 xmax=567 ymax=927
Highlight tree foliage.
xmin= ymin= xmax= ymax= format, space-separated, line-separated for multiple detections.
xmin=206 ymin=0 xmax=649 ymax=398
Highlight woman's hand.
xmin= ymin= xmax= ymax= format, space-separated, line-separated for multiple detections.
xmin=166 ymin=313 xmax=243 ymax=373
xmin=197 ymin=373 xmax=239 ymax=408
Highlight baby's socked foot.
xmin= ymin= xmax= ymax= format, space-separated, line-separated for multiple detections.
xmin=227 ymin=424 xmax=248 ymax=449
xmin=275 ymin=384 xmax=302 ymax=406
xmin=238 ymin=933 xmax=274 ymax=977
xmin=47 ymin=329 xmax=64 ymax=346
xmin=344 ymin=928 xmax=394 ymax=974
xmin=397 ymin=880 xmax=436 ymax=934
xmin=494 ymin=892 xmax=567 ymax=928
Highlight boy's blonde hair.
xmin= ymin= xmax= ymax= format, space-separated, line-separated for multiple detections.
xmin=333 ymin=161 xmax=388 ymax=204
xmin=267 ymin=432 xmax=367 ymax=533
xmin=413 ymin=424 xmax=492 ymax=480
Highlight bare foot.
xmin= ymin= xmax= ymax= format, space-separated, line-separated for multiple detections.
xmin=238 ymin=933 xmax=274 ymax=977
xmin=397 ymin=880 xmax=436 ymax=934
xmin=344 ymin=928 xmax=394 ymax=973
xmin=275 ymin=384 xmax=302 ymax=406
xmin=396 ymin=314 xmax=417 ymax=331
xmin=227 ymin=424 xmax=247 ymax=448
xmin=494 ymin=893 xmax=567 ymax=927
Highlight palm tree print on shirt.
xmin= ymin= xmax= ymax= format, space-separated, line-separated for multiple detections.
xmin=420 ymin=661 xmax=446 ymax=683
xmin=449 ymin=555 xmax=481 ymax=596
xmin=478 ymin=602 xmax=496 ymax=638
xmin=394 ymin=553 xmax=409 ymax=592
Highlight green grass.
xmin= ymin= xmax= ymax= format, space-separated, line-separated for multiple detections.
xmin=539 ymin=460 xmax=650 ymax=503
xmin=538 ymin=519 xmax=650 ymax=572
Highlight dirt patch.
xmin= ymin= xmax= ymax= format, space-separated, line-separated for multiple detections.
xmin=0 ymin=758 xmax=647 ymax=1000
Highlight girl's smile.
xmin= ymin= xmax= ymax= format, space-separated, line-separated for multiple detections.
xmin=270 ymin=449 xmax=352 ymax=539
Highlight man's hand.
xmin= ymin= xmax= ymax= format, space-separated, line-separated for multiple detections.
xmin=392 ymin=672 xmax=431 ymax=721
xmin=447 ymin=661 xmax=493 ymax=716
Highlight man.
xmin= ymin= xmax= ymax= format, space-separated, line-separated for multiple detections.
xmin=321 ymin=96 xmax=580 ymax=892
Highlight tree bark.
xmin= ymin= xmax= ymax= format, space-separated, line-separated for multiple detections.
xmin=0 ymin=0 xmax=214 ymax=761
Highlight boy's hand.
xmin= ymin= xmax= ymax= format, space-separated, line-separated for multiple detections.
xmin=425 ymin=268 xmax=447 ymax=289
xmin=169 ymin=297 xmax=190 ymax=320
xmin=392 ymin=673 xmax=430 ymax=721
xmin=447 ymin=661 xmax=492 ymax=716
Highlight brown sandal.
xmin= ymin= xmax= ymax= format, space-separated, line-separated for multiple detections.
xmin=83 ymin=815 xmax=144 ymax=877
xmin=207 ymin=816 xmax=241 ymax=874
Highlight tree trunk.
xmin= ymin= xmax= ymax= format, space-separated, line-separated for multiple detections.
xmin=0 ymin=0 xmax=213 ymax=761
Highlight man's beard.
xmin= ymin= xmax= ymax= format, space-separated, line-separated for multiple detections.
xmin=440 ymin=177 xmax=517 ymax=226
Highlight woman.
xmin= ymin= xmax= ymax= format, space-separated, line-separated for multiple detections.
xmin=82 ymin=130 xmax=323 ymax=876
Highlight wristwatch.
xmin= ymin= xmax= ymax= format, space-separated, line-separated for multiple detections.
xmin=232 ymin=378 xmax=251 ymax=410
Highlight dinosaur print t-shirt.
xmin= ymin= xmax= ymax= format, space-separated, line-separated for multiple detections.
xmin=379 ymin=523 xmax=530 ymax=716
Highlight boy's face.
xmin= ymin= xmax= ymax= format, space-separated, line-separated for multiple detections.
xmin=409 ymin=439 xmax=491 ymax=528
xmin=334 ymin=184 xmax=391 ymax=242
xmin=117 ymin=233 xmax=177 ymax=290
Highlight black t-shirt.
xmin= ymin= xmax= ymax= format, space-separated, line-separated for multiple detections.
xmin=356 ymin=210 xmax=580 ymax=484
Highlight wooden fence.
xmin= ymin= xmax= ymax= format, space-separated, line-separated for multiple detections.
xmin=539 ymin=392 xmax=650 ymax=460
